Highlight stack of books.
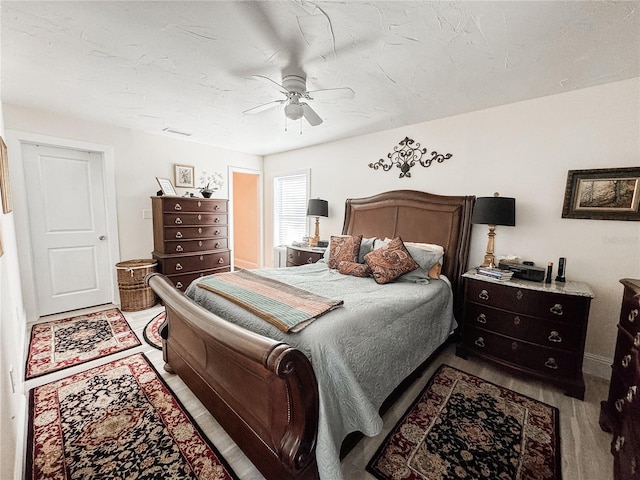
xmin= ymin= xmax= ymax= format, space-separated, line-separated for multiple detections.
xmin=475 ymin=266 xmax=514 ymax=281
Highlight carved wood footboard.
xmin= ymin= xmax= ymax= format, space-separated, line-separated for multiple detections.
xmin=147 ymin=273 xmax=320 ymax=480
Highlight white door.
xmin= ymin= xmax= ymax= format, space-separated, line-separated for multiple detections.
xmin=22 ymin=144 xmax=113 ymax=315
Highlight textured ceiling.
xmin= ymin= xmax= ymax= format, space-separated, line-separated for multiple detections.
xmin=2 ymin=1 xmax=639 ymax=156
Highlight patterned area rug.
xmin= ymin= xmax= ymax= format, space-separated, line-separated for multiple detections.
xmin=26 ymin=353 xmax=239 ymax=480
xmin=367 ymin=364 xmax=561 ymax=480
xmin=25 ymin=308 xmax=141 ymax=379
xmin=143 ymin=310 xmax=165 ymax=350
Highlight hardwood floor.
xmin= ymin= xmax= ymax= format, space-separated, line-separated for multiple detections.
xmin=25 ymin=305 xmax=614 ymax=480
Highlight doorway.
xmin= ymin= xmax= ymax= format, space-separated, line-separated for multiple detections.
xmin=9 ymin=132 xmax=120 ymax=318
xmin=229 ymin=168 xmax=262 ymax=270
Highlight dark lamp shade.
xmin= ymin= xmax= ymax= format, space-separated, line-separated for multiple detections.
xmin=307 ymin=198 xmax=328 ymax=217
xmin=472 ymin=197 xmax=516 ymax=226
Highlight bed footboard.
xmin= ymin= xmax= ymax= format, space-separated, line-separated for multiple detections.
xmin=147 ymin=273 xmax=319 ymax=480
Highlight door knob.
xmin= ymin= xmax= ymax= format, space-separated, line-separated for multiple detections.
xmin=98 ymin=235 xmax=107 ymax=241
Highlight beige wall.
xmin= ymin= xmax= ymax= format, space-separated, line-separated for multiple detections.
xmin=233 ymin=171 xmax=260 ymax=269
xmin=263 ymin=78 xmax=640 ymax=375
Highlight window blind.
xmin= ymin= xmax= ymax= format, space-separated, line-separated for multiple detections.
xmin=273 ymin=172 xmax=308 ymax=246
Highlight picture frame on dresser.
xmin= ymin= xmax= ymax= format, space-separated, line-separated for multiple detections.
xmin=562 ymin=167 xmax=640 ymax=221
xmin=156 ymin=177 xmax=178 ymax=196
xmin=174 ymin=164 xmax=195 ymax=188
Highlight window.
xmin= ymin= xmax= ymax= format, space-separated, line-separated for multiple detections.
xmin=273 ymin=170 xmax=309 ymax=246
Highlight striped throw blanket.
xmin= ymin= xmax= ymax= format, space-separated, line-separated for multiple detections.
xmin=196 ymin=270 xmax=343 ymax=332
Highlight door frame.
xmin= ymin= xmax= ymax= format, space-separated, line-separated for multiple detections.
xmin=5 ymin=130 xmax=120 ymax=320
xmin=228 ymin=166 xmax=263 ymax=270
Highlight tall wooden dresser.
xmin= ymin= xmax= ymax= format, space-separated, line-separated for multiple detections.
xmin=600 ymin=278 xmax=640 ymax=480
xmin=151 ymin=196 xmax=230 ymax=291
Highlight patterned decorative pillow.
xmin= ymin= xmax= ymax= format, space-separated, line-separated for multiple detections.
xmin=364 ymin=237 xmax=419 ymax=284
xmin=327 ymin=235 xmax=363 ymax=269
xmin=338 ymin=261 xmax=372 ymax=278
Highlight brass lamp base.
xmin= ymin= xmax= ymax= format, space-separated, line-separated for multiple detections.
xmin=310 ymin=216 xmax=320 ymax=247
xmin=480 ymin=225 xmax=497 ymax=268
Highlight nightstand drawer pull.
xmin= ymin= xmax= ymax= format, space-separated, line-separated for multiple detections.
xmin=550 ymin=304 xmax=564 ymax=316
xmin=176 ymin=282 xmax=183 ymax=289
xmin=623 ymin=354 xmax=632 ymax=368
xmin=175 ymin=245 xmax=184 ymax=252
xmin=511 ymin=342 xmax=518 ymax=351
xmin=306 ymin=257 xmax=314 ymax=264
xmin=474 ymin=337 xmax=485 ymax=348
xmin=544 ymin=357 xmax=558 ymax=370
xmin=513 ymin=316 xmax=521 ymax=326
xmin=476 ymin=313 xmax=487 ymax=324
xmin=516 ymin=290 xmax=524 ymax=300
xmin=478 ymin=290 xmax=489 ymax=301
xmin=627 ymin=386 xmax=637 ymax=402
xmin=548 ymin=331 xmax=562 ymax=343
xmin=174 ymin=218 xmax=183 ymax=224
xmin=630 ymin=308 xmax=639 ymax=323
xmin=175 ymin=232 xmax=183 ymax=239
xmin=175 ymin=263 xmax=183 ymax=271
xmin=616 ymin=398 xmax=625 ymax=412
xmin=174 ymin=203 xmax=182 ymax=211
xmin=615 ymin=435 xmax=625 ymax=452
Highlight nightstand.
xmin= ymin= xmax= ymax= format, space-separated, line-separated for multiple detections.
xmin=286 ymin=245 xmax=325 ymax=267
xmin=455 ymin=270 xmax=594 ymax=400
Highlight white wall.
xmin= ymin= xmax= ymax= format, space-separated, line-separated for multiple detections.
xmin=264 ymin=78 xmax=640 ymax=374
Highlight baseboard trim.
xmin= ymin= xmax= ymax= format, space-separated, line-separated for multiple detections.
xmin=583 ymin=352 xmax=612 ymax=380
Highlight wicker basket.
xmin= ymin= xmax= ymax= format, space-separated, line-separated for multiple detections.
xmin=116 ymin=259 xmax=158 ymax=311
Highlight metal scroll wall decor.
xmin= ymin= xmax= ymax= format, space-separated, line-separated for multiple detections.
xmin=368 ymin=136 xmax=452 ymax=178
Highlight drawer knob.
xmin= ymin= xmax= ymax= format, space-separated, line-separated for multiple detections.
xmin=474 ymin=337 xmax=485 ymax=348
xmin=513 ymin=316 xmax=521 ymax=326
xmin=635 ymin=332 xmax=640 ymax=348
xmin=627 ymin=386 xmax=637 ymax=402
xmin=516 ymin=290 xmax=524 ymax=300
xmin=544 ymin=357 xmax=558 ymax=370
xmin=175 ymin=232 xmax=183 ymax=239
xmin=174 ymin=203 xmax=182 ymax=211
xmin=200 ymin=255 xmax=204 ymax=261
xmin=176 ymin=282 xmax=183 ymax=289
xmin=615 ymin=436 xmax=625 ymax=452
xmin=306 ymin=257 xmax=313 ymax=264
xmin=548 ymin=331 xmax=562 ymax=343
xmin=175 ymin=245 xmax=184 ymax=252
xmin=214 ymin=204 xmax=220 ymax=210
xmin=616 ymin=398 xmax=625 ymax=412
xmin=630 ymin=308 xmax=639 ymax=323
xmin=550 ymin=304 xmax=564 ymax=316
xmin=214 ymin=230 xmax=221 ymax=236
xmin=174 ymin=217 xmax=183 ymax=224
xmin=218 ymin=258 xmax=225 ymax=264
xmin=214 ymin=217 xmax=220 ymax=223
xmin=215 ymin=242 xmax=221 ymax=249
xmin=476 ymin=313 xmax=487 ymax=324
xmin=623 ymin=354 xmax=632 ymax=368
xmin=511 ymin=342 xmax=518 ymax=351
xmin=175 ymin=263 xmax=183 ymax=271
xmin=198 ymin=227 xmax=203 ymax=234
xmin=478 ymin=290 xmax=489 ymax=301
xmin=199 ymin=241 xmax=203 ymax=247
xmin=198 ymin=214 xmax=202 ymax=221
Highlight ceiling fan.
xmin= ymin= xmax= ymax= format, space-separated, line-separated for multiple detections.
xmin=243 ymin=71 xmax=355 ymax=126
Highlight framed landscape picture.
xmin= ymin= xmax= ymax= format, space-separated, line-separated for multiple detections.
xmin=174 ymin=164 xmax=195 ymax=188
xmin=562 ymin=167 xmax=640 ymax=221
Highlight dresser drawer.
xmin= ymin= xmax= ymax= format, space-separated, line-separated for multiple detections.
xmin=160 ymin=197 xmax=227 ymax=213
xmin=161 ymin=238 xmax=228 ymax=254
xmin=160 ymin=251 xmax=230 ymax=274
xmin=463 ymin=325 xmax=581 ymax=378
xmin=466 ymin=278 xmax=590 ymax=323
xmin=167 ymin=268 xmax=230 ymax=291
xmin=163 ymin=212 xmax=227 ymax=227
xmin=164 ymin=226 xmax=228 ymax=241
xmin=620 ymin=286 xmax=640 ymax=336
xmin=464 ymin=302 xmax=581 ymax=352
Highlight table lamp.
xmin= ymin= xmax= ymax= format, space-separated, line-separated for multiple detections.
xmin=472 ymin=193 xmax=516 ymax=268
xmin=307 ymin=198 xmax=328 ymax=247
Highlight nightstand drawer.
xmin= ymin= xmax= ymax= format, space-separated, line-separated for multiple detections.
xmin=286 ymin=247 xmax=324 ymax=266
xmin=466 ymin=278 xmax=590 ymax=322
xmin=465 ymin=302 xmax=581 ymax=352
xmin=464 ymin=325 xmax=580 ymax=378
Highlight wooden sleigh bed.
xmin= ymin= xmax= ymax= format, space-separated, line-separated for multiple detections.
xmin=146 ymin=190 xmax=475 ymax=480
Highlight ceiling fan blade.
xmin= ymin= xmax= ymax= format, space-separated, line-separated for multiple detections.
xmin=306 ymin=87 xmax=355 ymax=101
xmin=302 ymin=103 xmax=323 ymax=126
xmin=243 ymin=100 xmax=285 ymax=115
xmin=250 ymin=75 xmax=287 ymax=92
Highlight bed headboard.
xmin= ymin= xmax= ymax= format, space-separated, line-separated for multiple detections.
xmin=342 ymin=190 xmax=475 ymax=312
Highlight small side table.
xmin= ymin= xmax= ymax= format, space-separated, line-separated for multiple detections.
xmin=286 ymin=245 xmax=325 ymax=267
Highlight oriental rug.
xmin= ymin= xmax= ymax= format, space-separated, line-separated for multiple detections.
xmin=143 ymin=310 xmax=165 ymax=350
xmin=25 ymin=308 xmax=141 ymax=379
xmin=367 ymin=364 xmax=561 ymax=480
xmin=26 ymin=353 xmax=239 ymax=480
